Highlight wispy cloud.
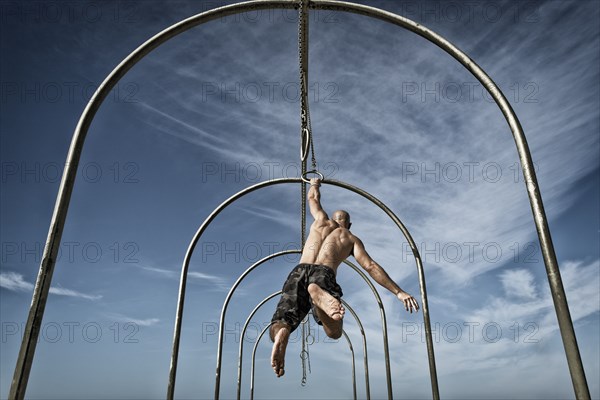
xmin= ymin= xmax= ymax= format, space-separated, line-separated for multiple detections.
xmin=465 ymin=258 xmax=599 ymax=340
xmin=49 ymin=287 xmax=103 ymax=301
xmin=136 ymin=264 xmax=231 ymax=291
xmin=138 ymin=264 xmax=178 ymax=278
xmin=279 ymin=1 xmax=599 ymax=292
xmin=237 ymin=204 xmax=299 ymax=231
xmin=499 ymin=269 xmax=538 ymax=300
xmin=322 ymin=258 xmax=599 ymax=398
xmin=188 ymin=271 xmax=226 ymax=283
xmin=0 ymin=271 xmax=32 ymax=291
xmin=0 ymin=272 xmax=102 ymax=300
xmin=106 ymin=313 xmax=160 ymax=327
xmin=135 ymin=101 xmax=257 ymax=162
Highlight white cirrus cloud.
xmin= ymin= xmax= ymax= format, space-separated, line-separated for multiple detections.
xmin=0 ymin=272 xmax=33 ymax=292
xmin=0 ymin=272 xmax=102 ymax=300
xmin=136 ymin=263 xmax=230 ymax=291
xmin=499 ymin=268 xmax=538 ymax=300
xmin=106 ymin=313 xmax=160 ymax=327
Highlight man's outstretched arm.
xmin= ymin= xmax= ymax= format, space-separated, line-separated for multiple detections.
xmin=353 ymin=237 xmax=419 ymax=313
xmin=308 ymin=178 xmax=327 ymax=221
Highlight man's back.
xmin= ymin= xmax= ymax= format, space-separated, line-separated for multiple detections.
xmin=299 ymin=217 xmax=355 ymax=271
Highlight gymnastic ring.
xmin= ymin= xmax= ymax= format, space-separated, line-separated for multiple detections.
xmin=301 ymin=170 xmax=324 ymax=184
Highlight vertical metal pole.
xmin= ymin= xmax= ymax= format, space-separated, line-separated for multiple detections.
xmin=343 ymin=259 xmax=392 ymax=399
xmin=236 ymin=259 xmax=394 ymax=399
xmin=9 ymin=108 xmax=91 ymax=400
xmin=215 ymin=250 xmax=296 ymax=399
xmin=519 ymin=154 xmax=591 ymax=399
xmin=3 ymin=4 xmax=300 ymax=400
xmin=415 ymin=257 xmax=439 ymax=400
xmin=249 ymin=309 xmax=367 ymax=399
xmin=341 ymin=331 xmax=358 ymax=400
xmin=237 ymin=292 xmax=282 ymax=399
xmin=326 ymin=179 xmax=438 ymax=399
xmin=250 ymin=323 xmax=273 ymax=400
xmin=341 ymin=300 xmax=371 ymax=399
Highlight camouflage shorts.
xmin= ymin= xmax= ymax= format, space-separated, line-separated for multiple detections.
xmin=271 ymin=263 xmax=343 ymax=332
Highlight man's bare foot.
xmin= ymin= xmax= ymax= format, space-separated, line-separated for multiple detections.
xmin=308 ymin=283 xmax=345 ymax=321
xmin=270 ymin=325 xmax=290 ymax=378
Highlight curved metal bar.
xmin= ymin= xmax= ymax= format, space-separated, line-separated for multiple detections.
xmin=235 ymin=292 xmax=357 ymax=400
xmin=250 ymin=322 xmax=273 ymax=400
xmin=216 ymin=250 xmax=298 ymax=398
xmin=325 ymin=179 xmax=434 ymax=400
xmin=183 ymin=178 xmax=427 ymax=399
xmin=237 ymin=291 xmax=282 ymax=399
xmin=341 ymin=330 xmax=358 ymax=400
xmin=310 ymin=2 xmax=589 ymax=398
xmin=341 ymin=299 xmax=370 ymax=399
xmin=249 ymin=304 xmax=367 ymax=400
xmin=11 ymin=0 xmax=586 ymax=398
xmin=217 ymin=249 xmax=386 ymax=399
xmin=9 ymin=3 xmax=298 ymax=400
xmin=343 ymin=259 xmax=392 ymax=396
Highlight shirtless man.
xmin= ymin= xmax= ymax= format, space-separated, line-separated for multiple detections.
xmin=270 ymin=178 xmax=419 ymax=377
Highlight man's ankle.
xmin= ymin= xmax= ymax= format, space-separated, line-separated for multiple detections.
xmin=269 ymin=321 xmax=290 ymax=342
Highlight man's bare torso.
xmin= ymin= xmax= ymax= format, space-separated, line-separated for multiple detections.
xmin=298 ymin=218 xmax=355 ymax=273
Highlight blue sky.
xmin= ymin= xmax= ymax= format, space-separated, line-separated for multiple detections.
xmin=1 ymin=0 xmax=599 ymax=399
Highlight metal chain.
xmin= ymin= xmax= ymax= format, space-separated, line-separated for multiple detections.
xmin=299 ymin=0 xmax=308 ymax=247
xmin=298 ymin=0 xmax=312 ymax=387
xmin=299 ymin=0 xmax=317 ymax=172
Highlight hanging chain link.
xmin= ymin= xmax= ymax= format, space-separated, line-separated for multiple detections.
xmin=299 ymin=0 xmax=308 ymax=246
xmin=298 ymin=0 xmax=313 ymax=387
xmin=298 ymin=0 xmax=317 ymax=172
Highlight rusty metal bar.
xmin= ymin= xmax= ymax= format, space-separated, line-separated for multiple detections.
xmin=233 ymin=258 xmax=392 ymax=399
xmin=215 ymin=250 xmax=297 ymax=398
xmin=11 ymin=0 xmax=585 ymax=398
xmin=344 ymin=259 xmax=392 ymax=397
xmin=235 ymin=292 xmax=358 ymax=400
xmin=249 ymin=322 xmax=273 ymax=400
xmin=341 ymin=330 xmax=358 ymax=400
xmin=215 ymin=250 xmax=388 ymax=398
xmin=341 ymin=299 xmax=370 ymax=399
xmin=8 ymin=3 xmax=299 ymax=400
xmin=310 ymin=1 xmax=588 ymax=397
xmin=179 ymin=179 xmax=424 ymax=399
xmin=173 ymin=177 xmax=434 ymax=398
xmin=249 ymin=304 xmax=366 ymax=400
xmin=237 ymin=291 xmax=282 ymax=399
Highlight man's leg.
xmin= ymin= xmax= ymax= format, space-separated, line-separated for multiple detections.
xmin=269 ymin=265 xmax=310 ymax=377
xmin=307 ymin=283 xmax=344 ymax=339
xmin=269 ymin=321 xmax=290 ymax=377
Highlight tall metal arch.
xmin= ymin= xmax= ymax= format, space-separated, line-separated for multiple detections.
xmin=215 ymin=251 xmax=382 ymax=398
xmin=9 ymin=1 xmax=589 ymax=399
xmin=237 ymin=292 xmax=367 ymax=399
xmin=177 ymin=179 xmax=433 ymax=399
xmin=248 ymin=301 xmax=366 ymax=400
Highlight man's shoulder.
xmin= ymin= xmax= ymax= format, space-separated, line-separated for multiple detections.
xmin=348 ymin=232 xmax=362 ymax=243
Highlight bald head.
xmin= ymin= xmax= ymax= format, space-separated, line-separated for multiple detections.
xmin=332 ymin=210 xmax=351 ymax=229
